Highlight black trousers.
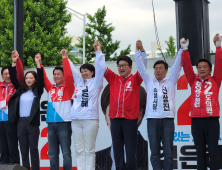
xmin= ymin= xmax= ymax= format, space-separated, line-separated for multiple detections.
xmin=17 ymin=117 xmax=40 ymax=170
xmin=0 ymin=121 xmax=20 ymax=164
xmin=191 ymin=117 xmax=220 ymax=170
xmin=110 ymin=118 xmax=138 ymax=170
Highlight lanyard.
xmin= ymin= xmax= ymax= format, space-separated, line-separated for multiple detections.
xmin=1 ymin=85 xmax=10 ymax=101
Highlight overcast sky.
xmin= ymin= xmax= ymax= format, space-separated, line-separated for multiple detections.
xmin=66 ymin=0 xmax=222 ymax=55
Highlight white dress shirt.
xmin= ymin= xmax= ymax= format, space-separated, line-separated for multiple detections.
xmin=135 ymin=49 xmax=183 ymax=119
xmin=19 ymin=90 xmax=35 ymax=117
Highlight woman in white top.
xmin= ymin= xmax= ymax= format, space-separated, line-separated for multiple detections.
xmin=66 ymin=41 xmax=106 ymax=170
xmin=8 ymin=53 xmax=44 ymax=170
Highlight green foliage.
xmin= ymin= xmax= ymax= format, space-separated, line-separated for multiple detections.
xmin=112 ymin=45 xmax=131 ymax=61
xmin=165 ymin=35 xmax=176 ymax=57
xmin=76 ymin=6 xmax=131 ymax=63
xmin=0 ymin=0 xmax=80 ymax=68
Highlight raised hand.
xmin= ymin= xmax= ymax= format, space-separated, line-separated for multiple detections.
xmin=136 ymin=40 xmax=145 ymax=51
xmin=35 ymin=53 xmax=41 ymax=64
xmin=93 ymin=41 xmax=101 ymax=51
xmin=34 ymin=53 xmax=41 ymax=68
xmin=60 ymin=49 xmax=68 ymax=59
xmin=11 ymin=50 xmax=19 ymax=63
xmin=213 ymin=34 xmax=222 ymax=47
xmin=180 ymin=38 xmax=189 ymax=50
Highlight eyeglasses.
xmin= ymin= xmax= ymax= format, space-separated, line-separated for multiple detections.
xmin=117 ymin=64 xmax=129 ymax=68
xmin=154 ymin=67 xmax=164 ymax=71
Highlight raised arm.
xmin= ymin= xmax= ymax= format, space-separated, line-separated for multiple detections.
xmin=169 ymin=48 xmax=183 ymax=85
xmin=15 ymin=57 xmax=24 ymax=84
xmin=136 ymin=40 xmax=148 ymax=69
xmin=11 ymin=51 xmax=24 ymax=84
xmin=94 ymin=41 xmax=106 ymax=88
xmin=141 ymin=51 xmax=148 ymax=69
xmin=135 ymin=40 xmax=151 ymax=86
xmin=62 ymin=53 xmax=82 ymax=87
xmin=40 ymin=63 xmax=53 ymax=93
xmin=181 ymin=38 xmax=196 ymax=86
xmin=35 ymin=53 xmax=44 ymax=95
xmin=104 ymin=67 xmax=117 ymax=84
xmin=213 ymin=34 xmax=222 ymax=87
xmin=213 ymin=33 xmax=222 ymax=47
xmin=9 ymin=51 xmax=21 ymax=89
xmin=60 ymin=49 xmax=75 ymax=98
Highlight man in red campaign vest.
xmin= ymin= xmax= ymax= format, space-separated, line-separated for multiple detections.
xmin=182 ymin=34 xmax=222 ymax=170
xmin=102 ymin=41 xmax=147 ymax=170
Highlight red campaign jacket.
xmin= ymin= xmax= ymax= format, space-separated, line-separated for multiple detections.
xmin=182 ymin=47 xmax=222 ymax=118
xmin=104 ymin=68 xmax=143 ymax=119
xmin=0 ymin=58 xmax=24 ymax=106
xmin=41 ymin=58 xmax=75 ymax=122
xmin=0 ymin=58 xmax=24 ymax=121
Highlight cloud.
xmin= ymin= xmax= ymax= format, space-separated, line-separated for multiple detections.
xmin=66 ymin=0 xmax=222 ymax=54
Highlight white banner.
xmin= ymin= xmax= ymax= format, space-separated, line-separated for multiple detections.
xmin=35 ymin=64 xmax=222 ymax=170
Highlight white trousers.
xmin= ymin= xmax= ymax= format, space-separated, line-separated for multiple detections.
xmin=72 ymin=119 xmax=99 ymax=170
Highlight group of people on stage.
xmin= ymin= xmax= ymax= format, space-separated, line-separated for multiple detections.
xmin=0 ymin=33 xmax=222 ymax=170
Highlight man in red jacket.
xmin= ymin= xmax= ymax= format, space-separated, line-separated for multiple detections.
xmin=0 ymin=51 xmax=23 ymax=164
xmin=103 ymin=41 xmax=147 ymax=170
xmin=182 ymin=34 xmax=222 ymax=170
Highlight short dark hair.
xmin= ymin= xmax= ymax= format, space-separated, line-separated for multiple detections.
xmin=153 ymin=60 xmax=169 ymax=70
xmin=53 ymin=66 xmax=63 ymax=74
xmin=196 ymin=59 xmax=212 ymax=69
xmin=101 ymin=84 xmax=147 ymax=128
xmin=22 ymin=71 xmax=37 ymax=91
xmin=117 ymin=56 xmax=132 ymax=66
xmin=1 ymin=66 xmax=9 ymax=75
xmin=80 ymin=64 xmax=95 ymax=77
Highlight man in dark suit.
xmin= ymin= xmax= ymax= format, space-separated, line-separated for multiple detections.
xmin=96 ymin=84 xmax=148 ymax=170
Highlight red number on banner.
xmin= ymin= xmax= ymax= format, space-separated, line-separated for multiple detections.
xmin=177 ymin=74 xmax=191 ymax=125
xmin=40 ymin=127 xmax=49 ymax=160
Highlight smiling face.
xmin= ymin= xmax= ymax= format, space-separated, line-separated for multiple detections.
xmin=117 ymin=60 xmax=132 ymax=78
xmin=25 ymin=73 xmax=36 ymax=88
xmin=2 ymin=68 xmax=11 ymax=84
xmin=53 ymin=69 xmax=65 ymax=86
xmin=197 ymin=61 xmax=212 ymax=80
xmin=80 ymin=68 xmax=94 ymax=82
xmin=154 ymin=63 xmax=168 ymax=82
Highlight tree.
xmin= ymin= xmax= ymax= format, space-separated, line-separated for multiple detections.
xmin=76 ymin=6 xmax=131 ymax=63
xmin=0 ymin=0 xmax=79 ymax=68
xmin=165 ymin=35 xmax=176 ymax=57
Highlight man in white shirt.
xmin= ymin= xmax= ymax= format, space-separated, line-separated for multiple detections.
xmin=135 ymin=39 xmax=187 ymax=170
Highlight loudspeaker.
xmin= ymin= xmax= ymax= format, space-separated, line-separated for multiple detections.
xmin=174 ymin=0 xmax=211 ymax=65
xmin=0 ymin=164 xmax=27 ymax=170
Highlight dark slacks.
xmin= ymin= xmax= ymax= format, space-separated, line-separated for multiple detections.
xmin=0 ymin=121 xmax=20 ymax=164
xmin=110 ymin=118 xmax=138 ymax=170
xmin=147 ymin=118 xmax=174 ymax=170
xmin=17 ymin=117 xmax=40 ymax=170
xmin=191 ymin=117 xmax=220 ymax=170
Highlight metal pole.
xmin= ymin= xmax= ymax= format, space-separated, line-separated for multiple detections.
xmin=66 ymin=8 xmax=86 ymax=63
xmin=83 ymin=14 xmax=86 ymax=64
xmin=14 ymin=0 xmax=17 ymax=50
xmin=13 ymin=0 xmax=24 ymax=65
